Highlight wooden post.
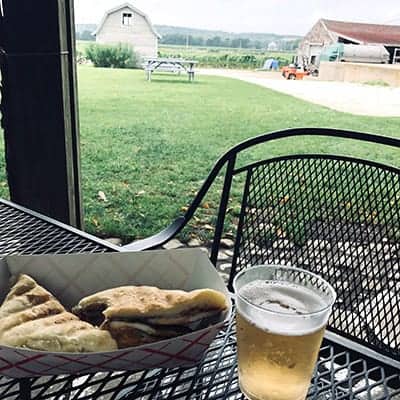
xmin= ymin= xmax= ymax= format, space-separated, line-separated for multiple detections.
xmin=0 ymin=0 xmax=83 ymax=228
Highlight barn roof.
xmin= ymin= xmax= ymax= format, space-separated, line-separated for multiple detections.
xmin=321 ymin=19 xmax=400 ymax=46
xmin=94 ymin=3 xmax=161 ymax=39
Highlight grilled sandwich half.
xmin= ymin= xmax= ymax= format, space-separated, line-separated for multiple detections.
xmin=0 ymin=274 xmax=117 ymax=352
xmin=73 ymin=286 xmax=228 ymax=348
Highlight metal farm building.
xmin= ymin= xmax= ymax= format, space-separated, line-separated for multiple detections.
xmin=298 ymin=19 xmax=400 ymax=65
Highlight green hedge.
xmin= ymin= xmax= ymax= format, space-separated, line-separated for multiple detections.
xmin=85 ymin=43 xmax=139 ymax=69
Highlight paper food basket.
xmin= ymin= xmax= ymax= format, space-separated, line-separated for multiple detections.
xmin=0 ymin=249 xmax=232 ymax=378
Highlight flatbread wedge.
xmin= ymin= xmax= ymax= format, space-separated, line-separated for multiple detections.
xmin=0 ymin=274 xmax=117 ymax=352
xmin=73 ymin=286 xmax=228 ymax=348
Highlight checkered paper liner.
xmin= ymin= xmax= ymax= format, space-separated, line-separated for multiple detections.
xmin=0 ymin=249 xmax=232 ymax=378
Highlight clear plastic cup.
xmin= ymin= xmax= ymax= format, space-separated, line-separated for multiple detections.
xmin=233 ymin=265 xmax=336 ymax=400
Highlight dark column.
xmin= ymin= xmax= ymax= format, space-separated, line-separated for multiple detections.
xmin=0 ymin=0 xmax=83 ymax=228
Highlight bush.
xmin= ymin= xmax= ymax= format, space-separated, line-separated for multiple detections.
xmin=363 ymin=80 xmax=390 ymax=87
xmin=85 ymin=43 xmax=139 ymax=69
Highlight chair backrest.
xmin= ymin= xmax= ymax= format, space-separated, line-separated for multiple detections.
xmin=183 ymin=128 xmax=400 ymax=362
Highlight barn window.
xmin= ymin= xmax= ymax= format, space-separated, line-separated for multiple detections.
xmin=122 ymin=12 xmax=133 ymax=26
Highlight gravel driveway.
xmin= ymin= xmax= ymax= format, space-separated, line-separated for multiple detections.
xmin=200 ymin=69 xmax=400 ymax=117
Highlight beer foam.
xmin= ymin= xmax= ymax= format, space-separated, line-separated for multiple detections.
xmin=238 ymin=280 xmax=329 ymax=335
xmin=239 ymin=280 xmax=326 ymax=315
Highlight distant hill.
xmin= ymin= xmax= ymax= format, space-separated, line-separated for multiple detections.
xmin=76 ymin=24 xmax=97 ymax=34
xmin=76 ymin=24 xmax=96 ymax=41
xmin=155 ymin=25 xmax=301 ymax=50
xmin=75 ymin=23 xmax=301 ymax=50
xmin=154 ymin=25 xmax=301 ymax=42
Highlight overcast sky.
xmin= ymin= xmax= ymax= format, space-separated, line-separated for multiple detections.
xmin=75 ymin=0 xmax=400 ymax=36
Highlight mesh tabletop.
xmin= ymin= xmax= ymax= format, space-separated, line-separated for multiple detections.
xmin=1 ymin=312 xmax=400 ymax=399
xmin=0 ymin=201 xmax=113 ymax=257
xmin=0 ymin=199 xmax=399 ymax=399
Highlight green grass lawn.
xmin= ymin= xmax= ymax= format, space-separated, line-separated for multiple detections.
xmin=76 ymin=66 xmax=400 ymax=243
xmin=0 ymin=66 xmax=399 ymax=243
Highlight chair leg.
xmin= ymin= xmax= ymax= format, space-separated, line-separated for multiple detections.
xmin=19 ymin=378 xmax=32 ymax=400
xmin=64 ymin=378 xmax=73 ymax=400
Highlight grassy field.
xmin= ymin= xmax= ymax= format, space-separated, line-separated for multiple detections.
xmin=0 ymin=66 xmax=399 ymax=243
xmin=158 ymin=45 xmax=293 ymax=69
xmin=77 ymin=66 xmax=399 ymax=242
xmin=76 ymin=41 xmax=293 ymax=60
xmin=76 ymin=40 xmax=293 ymax=69
xmin=159 ymin=44 xmax=293 ymax=59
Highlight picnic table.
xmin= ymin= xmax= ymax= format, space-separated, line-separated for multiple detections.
xmin=144 ymin=58 xmax=198 ymax=82
xmin=0 ymin=128 xmax=399 ymax=399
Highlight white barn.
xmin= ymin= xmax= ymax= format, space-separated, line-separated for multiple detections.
xmin=94 ymin=3 xmax=160 ymax=58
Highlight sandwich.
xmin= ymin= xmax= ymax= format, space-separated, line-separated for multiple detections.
xmin=73 ymin=286 xmax=228 ymax=348
xmin=0 ymin=274 xmax=117 ymax=352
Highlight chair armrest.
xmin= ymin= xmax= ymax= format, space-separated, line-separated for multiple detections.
xmin=122 ymin=216 xmax=186 ymax=251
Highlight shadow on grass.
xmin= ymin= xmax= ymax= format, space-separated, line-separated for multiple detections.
xmin=146 ymin=77 xmax=206 ymax=85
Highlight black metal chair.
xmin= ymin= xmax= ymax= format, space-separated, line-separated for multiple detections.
xmin=4 ymin=128 xmax=399 ymax=399
xmin=119 ymin=127 xmax=400 ymax=399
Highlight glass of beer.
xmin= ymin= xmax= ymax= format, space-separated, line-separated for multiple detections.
xmin=233 ymin=265 xmax=336 ymax=400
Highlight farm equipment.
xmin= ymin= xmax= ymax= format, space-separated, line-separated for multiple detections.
xmin=281 ymin=64 xmax=310 ymax=80
xmin=319 ymin=44 xmax=390 ymax=64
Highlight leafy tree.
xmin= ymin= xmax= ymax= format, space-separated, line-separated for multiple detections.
xmin=206 ymin=36 xmax=223 ymax=47
xmin=223 ymin=38 xmax=231 ymax=47
xmin=190 ymin=36 xmax=204 ymax=46
xmin=254 ymin=40 xmax=263 ymax=49
xmin=230 ymin=38 xmax=241 ymax=48
xmin=80 ymin=30 xmax=95 ymax=41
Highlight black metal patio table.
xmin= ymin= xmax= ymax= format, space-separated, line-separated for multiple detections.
xmin=0 ymin=198 xmax=398 ymax=399
xmin=0 ymin=127 xmax=400 ymax=399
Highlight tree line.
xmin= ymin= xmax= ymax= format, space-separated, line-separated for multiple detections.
xmin=75 ymin=29 xmax=300 ymax=52
xmin=76 ymin=30 xmax=95 ymax=41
